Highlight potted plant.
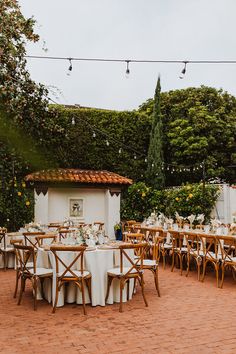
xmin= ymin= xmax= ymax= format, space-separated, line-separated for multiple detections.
xmin=114 ymin=222 xmax=122 ymax=241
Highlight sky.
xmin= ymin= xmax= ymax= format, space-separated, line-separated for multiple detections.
xmin=18 ymin=0 xmax=236 ymax=111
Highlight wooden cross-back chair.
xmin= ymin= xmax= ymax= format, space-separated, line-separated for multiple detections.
xmin=105 ymin=243 xmax=148 ymax=312
xmin=50 ymin=245 xmax=92 ymax=314
xmin=23 ymin=232 xmax=45 ymax=250
xmin=170 ymin=231 xmax=187 ymax=275
xmin=184 ymin=232 xmax=203 ymax=281
xmin=14 ymin=244 xmax=53 ymax=310
xmin=58 ymin=228 xmax=75 ymax=242
xmin=137 ymin=235 xmax=161 ymax=296
xmin=9 ymin=239 xmax=24 ymax=298
xmin=217 ymin=235 xmax=236 ymax=288
xmin=0 ymin=228 xmax=14 ymax=271
xmin=198 ymin=234 xmax=221 ymax=287
xmin=36 ymin=234 xmax=57 ymax=247
xmin=125 ymin=233 xmax=145 ymax=243
xmin=124 ymin=220 xmax=137 ymax=233
xmin=157 ymin=230 xmax=173 ymax=269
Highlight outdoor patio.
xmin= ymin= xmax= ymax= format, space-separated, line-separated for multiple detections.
xmin=1 ymin=267 xmax=236 ymax=354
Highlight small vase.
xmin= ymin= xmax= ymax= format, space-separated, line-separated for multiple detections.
xmin=115 ymin=229 xmax=122 ymax=241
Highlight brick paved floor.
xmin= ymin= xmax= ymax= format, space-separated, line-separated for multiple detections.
xmin=1 ymin=265 xmax=236 ymax=354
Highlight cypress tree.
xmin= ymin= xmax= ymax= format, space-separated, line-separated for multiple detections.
xmin=146 ymin=76 xmax=165 ymax=189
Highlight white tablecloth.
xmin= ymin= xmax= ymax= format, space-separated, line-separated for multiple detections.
xmin=37 ymin=247 xmax=134 ymax=307
xmin=0 ymin=233 xmax=24 ymax=269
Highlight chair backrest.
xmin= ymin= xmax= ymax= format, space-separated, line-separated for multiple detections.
xmin=125 ymin=233 xmax=145 ymax=243
xmin=152 ymin=234 xmax=164 ymax=261
xmin=0 ymin=229 xmax=7 ymax=250
xmin=198 ymin=234 xmax=218 ymax=258
xmin=184 ymin=232 xmax=201 ymax=255
xmin=217 ymin=235 xmax=236 ymax=261
xmin=10 ymin=239 xmax=23 ymax=246
xmin=14 ymin=244 xmax=36 ymax=273
xmin=50 ymin=245 xmax=86 ymax=279
xmin=93 ymin=222 xmax=104 ymax=231
xmin=169 ymin=230 xmax=185 ymax=249
xmin=119 ymin=243 xmax=147 ymax=276
xmin=23 ymin=232 xmax=45 ymax=249
xmin=36 ymin=234 xmax=57 ymax=247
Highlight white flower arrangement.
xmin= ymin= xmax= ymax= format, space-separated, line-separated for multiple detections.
xmin=196 ymin=214 xmax=205 ymax=225
xmin=25 ymin=222 xmax=42 ymax=232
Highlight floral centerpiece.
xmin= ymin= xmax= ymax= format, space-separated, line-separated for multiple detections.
xmin=25 ymin=222 xmax=43 ymax=232
xmin=196 ymin=213 xmax=205 ymax=227
xmin=187 ymin=214 xmax=196 ymax=230
xmin=114 ymin=222 xmax=122 ymax=241
xmin=76 ymin=224 xmax=106 ymax=246
xmin=175 ymin=212 xmax=184 ymax=229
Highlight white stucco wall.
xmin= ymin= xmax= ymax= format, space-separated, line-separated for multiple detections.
xmin=34 ymin=187 xmax=121 ymax=238
xmin=211 ymin=184 xmax=236 ymax=223
xmin=48 ymin=188 xmax=105 ymax=224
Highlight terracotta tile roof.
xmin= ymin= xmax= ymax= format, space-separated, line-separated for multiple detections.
xmin=25 ymin=168 xmax=132 ymax=186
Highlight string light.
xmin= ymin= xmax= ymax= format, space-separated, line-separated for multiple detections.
xmin=125 ymin=60 xmax=130 ymax=78
xmin=134 ymin=153 xmax=137 ymax=159
xmin=71 ymin=117 xmax=75 ymax=125
xmin=106 ymin=140 xmax=110 ymax=146
xmin=119 ymin=148 xmax=122 ymax=154
xmin=144 ymin=158 xmax=148 ymax=163
xmin=92 ymin=131 xmax=96 ymax=138
xmin=179 ymin=61 xmax=188 ymax=79
xmin=68 ymin=58 xmax=72 ymax=71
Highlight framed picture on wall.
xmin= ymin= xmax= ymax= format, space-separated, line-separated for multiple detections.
xmin=69 ymin=198 xmax=84 ymax=218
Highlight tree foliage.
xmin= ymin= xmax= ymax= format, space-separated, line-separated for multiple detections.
xmin=146 ymin=77 xmax=165 ymax=189
xmin=121 ymin=182 xmax=219 ymax=223
xmin=139 ymin=86 xmax=236 ymax=184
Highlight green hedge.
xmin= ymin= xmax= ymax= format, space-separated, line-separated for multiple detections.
xmin=121 ymin=182 xmax=220 ymax=222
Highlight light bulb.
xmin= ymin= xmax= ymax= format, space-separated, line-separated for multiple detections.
xmin=119 ymin=148 xmax=122 ymax=154
xmin=71 ymin=117 xmax=75 ymax=125
xmin=106 ymin=140 xmax=110 ymax=146
xmin=93 ymin=132 xmax=96 ymax=138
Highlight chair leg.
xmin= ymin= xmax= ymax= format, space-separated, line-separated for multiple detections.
xmin=17 ymin=277 xmax=25 ymax=305
xmin=140 ymin=274 xmax=148 ymax=307
xmin=197 ymin=260 xmax=201 ymax=281
xmin=119 ymin=279 xmax=124 ymax=313
xmin=153 ymin=268 xmax=161 ymax=297
xmin=86 ymin=277 xmax=92 ymax=304
xmin=220 ymin=264 xmax=225 ymax=289
xmin=81 ymin=278 xmax=87 ymax=315
xmin=132 ymin=278 xmax=137 ymax=296
xmin=33 ymin=276 xmax=38 ymax=311
xmin=105 ymin=276 xmax=113 ymax=303
xmin=162 ymin=252 xmax=166 ymax=269
xmin=171 ymin=252 xmax=175 ymax=272
xmin=13 ymin=270 xmax=20 ymax=298
xmin=179 ymin=254 xmax=183 ymax=276
xmin=127 ymin=279 xmax=130 ymax=301
xmin=52 ymin=279 xmax=59 ymax=313
xmin=201 ymin=259 xmax=207 ymax=282
xmin=3 ymin=252 xmax=7 ymax=271
xmin=215 ymin=264 xmax=219 ymax=288
xmin=186 ymin=254 xmax=190 ymax=277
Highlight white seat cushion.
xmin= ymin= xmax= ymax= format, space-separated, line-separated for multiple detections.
xmin=0 ymin=247 xmax=14 ymax=252
xmin=174 ymin=247 xmax=187 ymax=253
xmin=138 ymin=259 xmax=157 ymax=267
xmin=162 ymin=243 xmax=172 ymax=249
xmin=29 ymin=267 xmax=53 ymax=277
xmin=207 ymin=252 xmax=223 ymax=260
xmin=107 ymin=267 xmax=138 ymax=276
xmin=57 ymin=270 xmax=90 ymax=278
xmin=190 ymin=250 xmax=204 ymax=257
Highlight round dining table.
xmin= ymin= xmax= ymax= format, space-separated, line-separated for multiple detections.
xmin=36 ymin=245 xmax=134 ymax=307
